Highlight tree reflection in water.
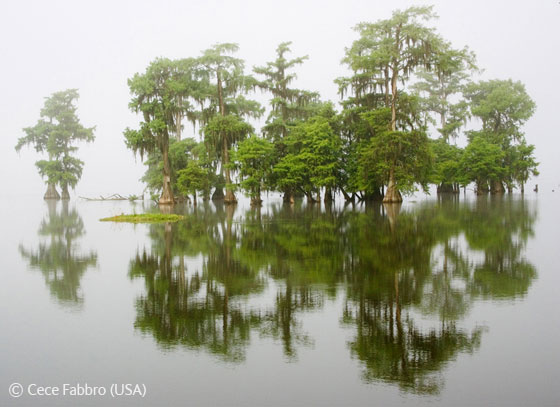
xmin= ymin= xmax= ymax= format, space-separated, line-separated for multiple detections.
xmin=129 ymin=195 xmax=536 ymax=392
xmin=19 ymin=201 xmax=97 ymax=307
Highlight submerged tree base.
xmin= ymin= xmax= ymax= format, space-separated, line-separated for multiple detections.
xmin=100 ymin=213 xmax=184 ymax=223
xmin=44 ymin=183 xmax=61 ymax=200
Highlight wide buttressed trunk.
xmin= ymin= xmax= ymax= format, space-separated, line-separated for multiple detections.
xmin=61 ymin=184 xmax=70 ymax=200
xmin=159 ymin=144 xmax=174 ymax=206
xmin=44 ymin=183 xmax=61 ymax=200
xmin=491 ymin=180 xmax=505 ymax=194
xmin=212 ymin=188 xmax=224 ymax=200
xmin=282 ymin=188 xmax=294 ymax=204
xmin=476 ymin=180 xmax=489 ymax=195
xmin=224 ymin=189 xmax=237 ymax=205
xmin=383 ymin=169 xmax=402 ymax=203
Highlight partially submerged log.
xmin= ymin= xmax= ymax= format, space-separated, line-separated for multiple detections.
xmin=79 ymin=193 xmax=142 ymax=201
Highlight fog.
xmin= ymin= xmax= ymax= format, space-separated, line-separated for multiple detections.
xmin=1 ymin=0 xmax=558 ymax=198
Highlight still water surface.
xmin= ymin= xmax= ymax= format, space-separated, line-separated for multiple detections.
xmin=1 ymin=194 xmax=559 ymax=406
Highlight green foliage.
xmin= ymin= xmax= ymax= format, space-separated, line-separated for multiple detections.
xmin=124 ymin=58 xmax=206 ymax=203
xmin=338 ymin=6 xmax=444 ymax=199
xmin=254 ymin=42 xmax=320 ymax=140
xmin=124 ymin=58 xmax=201 ymax=155
xmin=176 ymin=160 xmax=209 ymax=202
xmin=459 ymin=136 xmax=505 ymax=189
xmin=16 ymin=89 xmax=95 ymax=193
xmin=510 ymin=142 xmax=539 ymax=191
xmin=198 ymin=43 xmax=262 ymax=120
xmin=412 ymin=44 xmax=477 ymax=141
xmin=125 ymin=197 xmax=536 ymax=387
xmin=204 ymin=114 xmax=253 ymax=154
xmin=19 ymin=202 xmax=97 ymax=305
xmin=430 ymin=139 xmax=463 ymax=186
xmin=359 ymin=128 xmax=433 ymax=194
xmin=118 ymin=13 xmax=538 ymax=203
xmin=232 ymin=135 xmax=275 ymax=200
xmin=462 ymin=79 xmax=537 ymax=191
xmin=274 ymin=114 xmax=341 ymax=198
xmin=100 ymin=213 xmax=184 ymax=223
xmin=465 ymin=79 xmax=536 ymax=144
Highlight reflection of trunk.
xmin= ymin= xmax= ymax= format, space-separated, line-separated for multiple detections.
xmin=61 ymin=183 xmax=70 ymax=200
xmin=384 ymin=202 xmax=401 ymax=233
xmin=383 ymin=167 xmax=403 ymax=203
xmin=159 ymin=140 xmax=175 ymax=205
xmin=278 ymin=282 xmax=294 ymax=356
xmin=44 ymin=183 xmax=61 ymax=200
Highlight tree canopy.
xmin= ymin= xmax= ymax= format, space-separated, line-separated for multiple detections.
xmin=16 ymin=89 xmax=95 ymax=199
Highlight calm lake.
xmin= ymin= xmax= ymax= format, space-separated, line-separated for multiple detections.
xmin=1 ymin=193 xmax=559 ymax=406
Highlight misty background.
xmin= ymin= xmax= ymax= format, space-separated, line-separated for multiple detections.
xmin=1 ymin=0 xmax=557 ymax=199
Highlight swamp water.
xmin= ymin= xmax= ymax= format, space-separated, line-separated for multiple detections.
xmin=1 ymin=194 xmax=559 ymax=406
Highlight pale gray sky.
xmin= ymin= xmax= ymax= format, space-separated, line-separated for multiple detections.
xmin=1 ymin=0 xmax=558 ymax=198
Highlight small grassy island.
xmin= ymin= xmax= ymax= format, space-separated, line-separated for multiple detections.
xmin=100 ymin=213 xmax=184 ymax=223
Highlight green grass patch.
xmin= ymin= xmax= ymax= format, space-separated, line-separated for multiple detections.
xmin=100 ymin=213 xmax=184 ymax=223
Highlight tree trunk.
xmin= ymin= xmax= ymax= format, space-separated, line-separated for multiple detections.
xmin=324 ymin=187 xmax=333 ymax=203
xmin=61 ymin=183 xmax=70 ymax=200
xmin=283 ymin=188 xmax=294 ymax=204
xmin=383 ymin=168 xmax=402 ymax=203
xmin=384 ymin=57 xmax=403 ymax=204
xmin=223 ymin=142 xmax=237 ymax=205
xmin=340 ymin=187 xmax=353 ymax=202
xmin=159 ymin=142 xmax=175 ymax=205
xmin=384 ymin=202 xmax=401 ymax=233
xmin=521 ymin=183 xmax=525 ymax=194
xmin=44 ymin=183 xmax=60 ymax=200
xmin=476 ymin=180 xmax=489 ymax=195
xmin=490 ymin=180 xmax=505 ymax=195
xmin=175 ymin=97 xmax=182 ymax=141
xmin=212 ymin=188 xmax=224 ymax=200
xmin=306 ymin=191 xmax=317 ymax=204
xmin=437 ymin=182 xmax=455 ymax=194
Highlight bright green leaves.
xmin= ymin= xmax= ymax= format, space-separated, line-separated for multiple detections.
xmin=125 ymin=57 xmax=205 ymax=204
xmin=459 ymin=136 xmax=505 ymax=189
xmin=254 ymin=42 xmax=319 ymax=141
xmin=176 ymin=161 xmax=209 ymax=202
xmin=359 ymin=128 xmax=433 ymax=195
xmin=16 ymin=89 xmax=95 ymax=195
xmin=232 ymin=135 xmax=274 ymax=201
xmin=465 ymin=79 xmax=536 ymax=143
xmin=274 ymin=115 xmax=341 ymax=198
xmin=461 ymin=79 xmax=538 ymax=192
